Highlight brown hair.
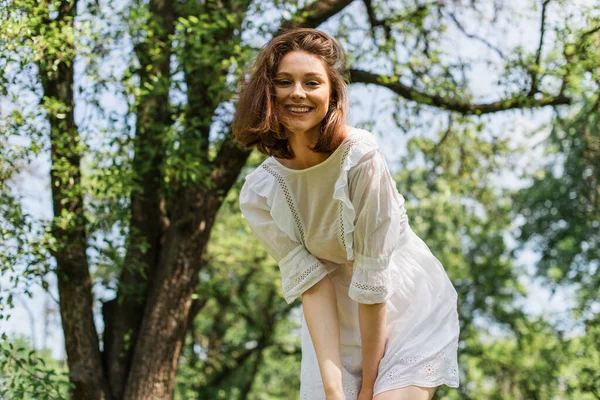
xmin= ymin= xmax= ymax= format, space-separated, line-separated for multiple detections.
xmin=232 ymin=28 xmax=349 ymax=159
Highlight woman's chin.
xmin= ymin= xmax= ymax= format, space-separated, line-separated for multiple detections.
xmin=283 ymin=123 xmax=321 ymax=136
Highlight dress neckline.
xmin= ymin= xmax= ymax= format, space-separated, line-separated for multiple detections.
xmin=269 ymin=128 xmax=356 ymax=173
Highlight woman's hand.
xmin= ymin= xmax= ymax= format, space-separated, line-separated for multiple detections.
xmin=357 ymin=387 xmax=374 ymax=400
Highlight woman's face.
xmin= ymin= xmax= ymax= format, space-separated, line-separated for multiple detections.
xmin=274 ymin=50 xmax=331 ymax=137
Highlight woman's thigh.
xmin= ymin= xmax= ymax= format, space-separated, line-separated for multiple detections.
xmin=373 ymin=385 xmax=438 ymax=400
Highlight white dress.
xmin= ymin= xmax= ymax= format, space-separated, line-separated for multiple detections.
xmin=239 ymin=127 xmax=460 ymax=399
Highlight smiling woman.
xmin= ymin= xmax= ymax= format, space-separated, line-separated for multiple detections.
xmin=232 ymin=28 xmax=460 ymax=400
xmin=232 ymin=28 xmax=349 ymax=164
xmin=274 ymin=53 xmax=330 ymax=122
xmin=273 ymin=51 xmax=334 ymax=169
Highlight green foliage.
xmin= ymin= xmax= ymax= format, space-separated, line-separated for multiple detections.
xmin=0 ymin=335 xmax=71 ymax=399
xmin=509 ymin=93 xmax=599 ymax=400
xmin=397 ymin=117 xmax=525 ymax=329
xmin=0 ymin=190 xmax=54 ymax=326
xmin=514 ymin=95 xmax=599 ymax=312
xmin=455 ymin=318 xmax=568 ymax=400
xmin=391 ymin=117 xmax=525 ymax=398
xmin=562 ymin=315 xmax=600 ymax=399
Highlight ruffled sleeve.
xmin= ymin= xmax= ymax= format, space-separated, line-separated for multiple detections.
xmin=347 ymin=149 xmax=411 ymax=304
xmin=239 ymin=170 xmax=336 ymax=304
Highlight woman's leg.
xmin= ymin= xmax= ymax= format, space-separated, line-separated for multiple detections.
xmin=373 ymin=385 xmax=438 ymax=400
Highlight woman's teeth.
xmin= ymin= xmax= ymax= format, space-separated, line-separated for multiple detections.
xmin=288 ymin=106 xmax=311 ymax=113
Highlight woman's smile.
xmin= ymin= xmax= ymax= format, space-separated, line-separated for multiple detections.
xmin=274 ymin=50 xmax=331 ymax=136
xmin=285 ymin=105 xmax=314 ymax=115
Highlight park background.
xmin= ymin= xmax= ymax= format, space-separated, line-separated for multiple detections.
xmin=1 ymin=0 xmax=598 ymax=398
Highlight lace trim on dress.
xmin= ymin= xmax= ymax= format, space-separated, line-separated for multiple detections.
xmin=281 ymin=261 xmax=320 ymax=294
xmin=278 ymin=245 xmax=335 ymax=304
xmin=350 ymin=281 xmax=387 ymax=293
xmin=246 ymin=127 xmax=380 ymax=261
xmin=375 ymin=338 xmax=460 ymax=393
xmin=243 ymin=163 xmax=299 ymax=244
xmin=262 ymin=163 xmax=306 ymax=245
xmin=333 ymin=128 xmax=380 ymax=261
xmin=348 ymin=227 xmax=419 ymax=304
xmin=337 ymin=136 xmax=360 ymax=261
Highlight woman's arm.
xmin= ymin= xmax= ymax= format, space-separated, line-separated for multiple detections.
xmin=239 ymin=182 xmax=345 ymax=396
xmin=346 ymin=149 xmax=401 ymax=393
xmin=358 ymin=303 xmax=386 ymax=394
xmin=302 ymin=274 xmax=345 ymax=400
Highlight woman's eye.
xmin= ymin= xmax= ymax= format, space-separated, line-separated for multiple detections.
xmin=274 ymin=80 xmax=320 ymax=87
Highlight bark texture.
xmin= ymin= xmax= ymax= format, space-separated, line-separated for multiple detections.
xmin=41 ymin=1 xmax=112 ymax=398
xmin=103 ymin=0 xmax=175 ymax=397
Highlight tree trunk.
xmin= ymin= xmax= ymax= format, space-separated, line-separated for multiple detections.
xmin=103 ymin=0 xmax=175 ymax=397
xmin=123 ymin=188 xmax=222 ymax=399
xmin=39 ymin=0 xmax=356 ymax=397
xmin=117 ymin=1 xmax=357 ymax=397
xmin=41 ymin=1 xmax=112 ymax=398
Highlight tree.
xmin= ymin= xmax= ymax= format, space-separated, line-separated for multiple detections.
xmin=1 ymin=0 xmax=598 ymax=399
xmin=515 ymin=94 xmax=599 ymax=313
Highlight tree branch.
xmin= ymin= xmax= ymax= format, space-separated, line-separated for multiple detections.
xmin=528 ymin=0 xmax=551 ymax=97
xmin=239 ymin=346 xmax=264 ymax=399
xmin=186 ymin=297 xmax=209 ymax=329
xmin=349 ymin=68 xmax=571 ymax=115
xmin=580 ymin=24 xmax=600 ymax=41
xmin=362 ymin=0 xmax=391 ymax=40
xmin=278 ymin=0 xmax=355 ymax=32
xmin=433 ymin=113 xmax=453 ymax=152
xmin=559 ymin=24 xmax=600 ymax=97
xmin=447 ymin=11 xmax=506 ymax=60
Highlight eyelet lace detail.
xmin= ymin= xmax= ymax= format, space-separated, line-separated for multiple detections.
xmin=342 ymin=360 xmax=360 ymax=397
xmin=262 ymin=163 xmax=306 ymax=244
xmin=350 ymin=281 xmax=386 ymax=293
xmin=300 ymin=359 xmax=361 ymax=399
xmin=377 ymin=340 xmax=459 ymax=391
xmin=343 ymin=382 xmax=359 ymax=397
xmin=282 ymin=261 xmax=321 ymax=294
xmin=338 ymin=137 xmax=361 ymax=254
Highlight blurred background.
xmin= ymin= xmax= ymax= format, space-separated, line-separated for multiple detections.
xmin=1 ymin=0 xmax=598 ymax=399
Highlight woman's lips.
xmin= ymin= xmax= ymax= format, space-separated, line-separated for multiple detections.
xmin=285 ymin=105 xmax=313 ymax=116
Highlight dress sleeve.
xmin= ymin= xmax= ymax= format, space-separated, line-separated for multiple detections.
xmin=348 ymin=149 xmax=410 ymax=304
xmin=239 ymin=181 xmax=335 ymax=304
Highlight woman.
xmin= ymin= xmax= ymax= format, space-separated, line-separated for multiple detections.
xmin=233 ymin=28 xmax=459 ymax=400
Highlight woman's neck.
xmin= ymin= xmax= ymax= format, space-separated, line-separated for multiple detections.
xmin=276 ymin=127 xmax=347 ymax=170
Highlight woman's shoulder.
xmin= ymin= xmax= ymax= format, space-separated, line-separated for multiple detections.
xmin=244 ymin=159 xmax=273 ymax=185
xmin=240 ymin=159 xmax=274 ymax=199
xmin=343 ymin=126 xmax=381 ymax=169
xmin=345 ymin=125 xmax=379 ymax=144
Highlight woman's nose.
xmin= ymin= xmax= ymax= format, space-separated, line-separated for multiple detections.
xmin=290 ymin=83 xmax=306 ymax=99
